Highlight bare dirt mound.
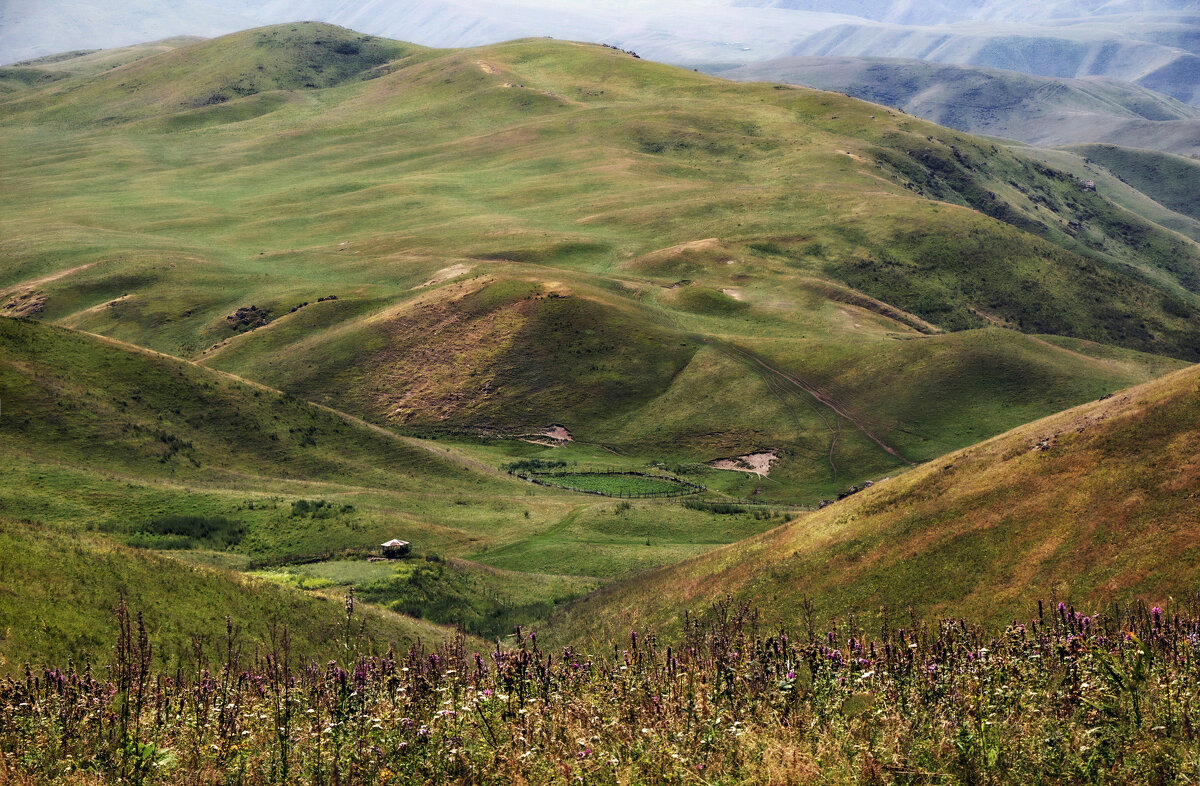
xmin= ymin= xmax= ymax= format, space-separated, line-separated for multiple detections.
xmin=412 ymin=263 xmax=473 ymax=290
xmin=520 ymin=424 xmax=574 ymax=447
xmin=709 ymin=450 xmax=779 ymax=477
xmin=2 ymin=290 xmax=46 ymax=317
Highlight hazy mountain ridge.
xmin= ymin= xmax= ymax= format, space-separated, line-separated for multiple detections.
xmin=719 ymin=56 xmax=1200 ymax=154
xmin=790 ymin=17 xmax=1200 ymax=105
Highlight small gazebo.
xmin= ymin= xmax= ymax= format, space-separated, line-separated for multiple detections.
xmin=381 ymin=539 xmax=411 ymax=558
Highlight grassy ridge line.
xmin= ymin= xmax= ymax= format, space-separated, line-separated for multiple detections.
xmin=0 ymin=517 xmax=479 ymax=671
xmin=549 ymin=359 xmax=1200 ymax=646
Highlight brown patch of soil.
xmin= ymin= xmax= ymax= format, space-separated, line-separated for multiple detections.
xmin=412 ymin=263 xmax=474 ymax=290
xmin=710 ymin=451 xmax=779 ymax=477
xmin=2 ymin=290 xmax=46 ymax=317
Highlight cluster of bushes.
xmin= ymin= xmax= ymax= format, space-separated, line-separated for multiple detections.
xmin=126 ymin=515 xmax=244 ymax=550
xmin=500 ymin=458 xmax=566 ymax=473
xmin=684 ymin=500 xmax=785 ymax=518
xmin=289 ymin=499 xmax=354 ymax=518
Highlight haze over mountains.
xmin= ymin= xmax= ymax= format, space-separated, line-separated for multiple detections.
xmin=718 ymin=56 xmax=1200 ymax=155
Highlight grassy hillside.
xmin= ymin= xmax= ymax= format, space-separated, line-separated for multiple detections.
xmin=0 ymin=25 xmax=418 ymax=124
xmin=3 ymin=23 xmax=1198 ymax=504
xmin=1066 ymin=143 xmax=1200 ymax=223
xmin=0 ymin=315 xmax=801 ymax=655
xmin=1017 ymin=145 xmax=1200 ymax=243
xmin=0 ymin=517 xmax=473 ymax=670
xmin=551 ymin=358 xmax=1200 ymax=646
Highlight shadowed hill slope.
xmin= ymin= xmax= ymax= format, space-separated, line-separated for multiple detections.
xmin=551 ymin=359 xmax=1200 ymax=645
xmin=0 ymin=316 xmax=484 ymax=490
xmin=1015 ymin=145 xmax=1200 ymax=243
xmin=1065 ymin=143 xmax=1200 ymax=223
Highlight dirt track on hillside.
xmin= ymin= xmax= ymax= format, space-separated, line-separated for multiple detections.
xmin=720 ymin=343 xmax=913 ymax=467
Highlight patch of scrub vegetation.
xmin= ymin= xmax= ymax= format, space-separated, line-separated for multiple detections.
xmin=126 ymin=514 xmax=245 ymax=550
xmin=527 ymin=471 xmax=699 ymax=498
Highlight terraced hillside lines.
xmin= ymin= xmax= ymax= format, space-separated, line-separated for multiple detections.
xmin=549 ymin=360 xmax=1200 ymax=647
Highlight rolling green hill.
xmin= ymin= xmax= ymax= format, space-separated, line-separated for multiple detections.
xmin=551 ymin=358 xmax=1200 ymax=646
xmin=3 ymin=23 xmax=1198 ymax=508
xmin=0 ymin=517 xmax=473 ymax=670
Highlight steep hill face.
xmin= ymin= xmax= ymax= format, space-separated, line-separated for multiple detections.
xmin=718 ymin=56 xmax=1200 ymax=153
xmin=3 ymin=25 xmax=1199 ymax=502
xmin=1016 ymin=145 xmax=1200 ymax=243
xmin=551 ymin=360 xmax=1200 ymax=645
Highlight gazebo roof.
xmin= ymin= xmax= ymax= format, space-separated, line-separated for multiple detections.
xmin=381 ymin=539 xmax=409 ymax=548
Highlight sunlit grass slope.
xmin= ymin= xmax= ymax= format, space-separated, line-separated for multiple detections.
xmin=2 ymin=22 xmax=1197 ymax=502
xmin=0 ymin=516 xmax=478 ymax=671
xmin=552 ymin=360 xmax=1200 ymax=645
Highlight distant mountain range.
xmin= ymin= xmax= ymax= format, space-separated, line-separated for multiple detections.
xmin=5 ymin=1 xmax=1199 ymax=107
xmin=717 ymin=56 xmax=1200 ymax=154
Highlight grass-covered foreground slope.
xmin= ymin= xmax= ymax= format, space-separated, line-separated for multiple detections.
xmin=0 ymin=518 xmax=471 ymax=670
xmin=7 ymin=598 xmax=1199 ymax=784
xmin=552 ymin=359 xmax=1200 ymax=646
xmin=4 ymin=22 xmax=1197 ymax=501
